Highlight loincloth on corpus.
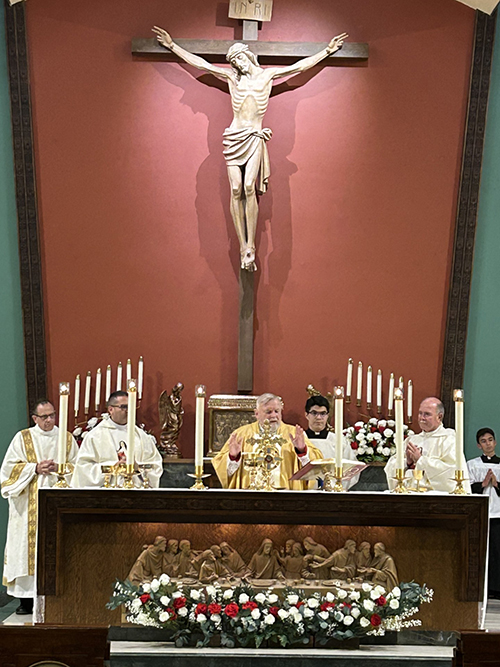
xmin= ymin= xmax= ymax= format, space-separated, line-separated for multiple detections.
xmin=222 ymin=127 xmax=272 ymax=195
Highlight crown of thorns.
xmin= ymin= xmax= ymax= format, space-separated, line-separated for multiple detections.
xmin=226 ymin=42 xmax=253 ymax=63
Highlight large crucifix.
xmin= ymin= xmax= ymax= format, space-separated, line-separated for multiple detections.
xmin=132 ymin=4 xmax=368 ymax=393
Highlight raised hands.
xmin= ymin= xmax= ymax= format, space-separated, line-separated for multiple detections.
xmin=152 ymin=26 xmax=174 ymax=50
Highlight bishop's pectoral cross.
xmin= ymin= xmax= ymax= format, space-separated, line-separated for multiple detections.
xmin=132 ymin=4 xmax=368 ymax=393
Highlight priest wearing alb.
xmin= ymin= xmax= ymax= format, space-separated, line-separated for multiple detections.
xmin=71 ymin=391 xmax=163 ymax=488
xmin=385 ymin=396 xmax=469 ymax=493
xmin=213 ymin=393 xmax=323 ymax=489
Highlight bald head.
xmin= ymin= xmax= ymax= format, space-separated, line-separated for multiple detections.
xmin=418 ymin=397 xmax=445 ymax=433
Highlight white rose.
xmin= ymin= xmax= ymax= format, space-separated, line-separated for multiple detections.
xmin=360 ymin=617 xmax=370 ymax=627
xmin=362 ymin=583 xmax=372 ymax=592
xmin=211 ymin=613 xmax=221 ymax=623
xmin=268 ymin=593 xmax=278 ymax=604
xmin=407 ymin=429 xmax=415 ymax=437
xmin=72 ymin=427 xmax=82 ymax=437
xmin=370 ymin=589 xmax=380 ymax=600
xmin=159 ymin=611 xmax=170 ymax=622
xmin=326 ymin=592 xmax=335 ymax=602
xmin=239 ymin=593 xmax=249 ymax=604
xmin=196 ymin=613 xmax=207 ymax=623
xmin=265 ymin=614 xmax=275 ymax=625
xmin=160 ymin=596 xmax=171 ymax=607
xmin=351 ymin=607 xmax=360 ymax=618
xmin=159 ymin=574 xmax=170 ymax=585
xmin=366 ymin=433 xmax=374 ymax=442
xmin=363 ymin=599 xmax=375 ymax=611
xmin=131 ymin=598 xmax=142 ymax=610
xmin=278 ymin=609 xmax=289 ymax=620
xmin=383 ymin=428 xmax=393 ymax=438
xmin=206 ymin=586 xmax=216 ymax=598
xmin=190 ymin=589 xmax=200 ymax=600
xmin=374 ymin=585 xmax=386 ymax=596
xmin=349 ymin=591 xmax=360 ymax=601
xmin=391 ymin=587 xmax=401 ymax=598
xmin=142 ymin=583 xmax=151 ymax=593
xmin=319 ymin=611 xmax=329 ymax=620
xmin=354 ymin=421 xmax=364 ymax=427
xmin=369 ymin=418 xmax=378 ymax=425
xmin=251 ymin=608 xmax=261 ymax=620
xmin=172 ymin=591 xmax=182 ymax=599
xmin=307 ymin=598 xmax=319 ymax=608
xmin=373 ymin=432 xmax=382 ymax=441
xmin=356 ymin=433 xmax=366 ymax=442
xmin=343 ymin=615 xmax=354 ymax=625
xmin=389 ymin=599 xmax=399 ymax=609
xmin=178 ymin=606 xmax=188 ymax=617
xmin=382 ymin=447 xmax=391 ymax=457
xmin=378 ymin=420 xmax=387 ymax=428
xmin=292 ymin=611 xmax=302 ymax=624
xmin=150 ymin=579 xmax=160 ymax=592
xmin=287 ymin=594 xmax=299 ymax=605
xmin=88 ymin=417 xmax=98 ymax=428
xmin=303 ymin=608 xmax=314 ymax=618
xmin=337 ymin=589 xmax=348 ymax=599
xmin=223 ymin=589 xmax=234 ymax=599
xmin=255 ymin=593 xmax=266 ymax=604
xmin=376 ymin=444 xmax=384 ymax=454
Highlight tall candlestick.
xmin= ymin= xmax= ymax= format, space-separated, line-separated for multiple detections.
xmin=334 ymin=386 xmax=344 ymax=469
xmin=116 ymin=362 xmax=122 ymax=391
xmin=195 ymin=385 xmax=206 ymax=468
xmin=366 ymin=366 xmax=372 ymax=406
xmin=127 ymin=379 xmax=137 ymax=466
xmin=105 ymin=365 xmax=112 ymax=402
xmin=74 ymin=374 xmax=80 ymax=417
xmin=388 ymin=373 xmax=395 ymax=414
xmin=407 ymin=380 xmax=413 ymax=422
xmin=95 ymin=368 xmax=102 ymax=413
xmin=356 ymin=361 xmax=363 ymax=406
xmin=376 ymin=370 xmax=382 ymax=413
xmin=126 ymin=359 xmax=132 ymax=383
xmin=346 ymin=359 xmax=353 ymax=403
xmin=394 ymin=388 xmax=404 ymax=470
xmin=138 ymin=356 xmax=144 ymax=400
xmin=57 ymin=382 xmax=70 ymax=465
xmin=454 ymin=389 xmax=464 ymax=473
xmin=399 ymin=376 xmax=404 ymax=390
xmin=84 ymin=371 xmax=91 ymax=415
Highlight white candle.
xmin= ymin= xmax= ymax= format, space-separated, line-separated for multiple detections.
xmin=376 ymin=370 xmax=382 ymax=410
xmin=116 ymin=362 xmax=122 ymax=391
xmin=366 ymin=366 xmax=372 ymax=404
xmin=57 ymin=383 xmax=70 ymax=465
xmin=407 ymin=380 xmax=413 ymax=421
xmin=105 ymin=365 xmax=112 ymax=402
xmin=356 ymin=362 xmax=363 ymax=402
xmin=84 ymin=371 xmax=91 ymax=415
xmin=195 ymin=385 xmax=206 ymax=468
xmin=399 ymin=376 xmax=404 ymax=390
xmin=127 ymin=379 xmax=137 ymax=466
xmin=334 ymin=386 xmax=344 ymax=468
xmin=388 ymin=373 xmax=395 ymax=413
xmin=95 ymin=368 xmax=102 ymax=413
xmin=454 ymin=389 xmax=464 ymax=473
xmin=394 ymin=388 xmax=404 ymax=470
xmin=74 ymin=374 xmax=80 ymax=416
xmin=126 ymin=358 xmax=132 ymax=383
xmin=346 ymin=359 xmax=353 ymax=399
xmin=138 ymin=356 xmax=144 ymax=400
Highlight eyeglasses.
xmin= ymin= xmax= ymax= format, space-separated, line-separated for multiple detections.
xmin=34 ymin=412 xmax=56 ymax=421
xmin=110 ymin=404 xmax=128 ymax=410
xmin=308 ymin=410 xmax=328 ymax=417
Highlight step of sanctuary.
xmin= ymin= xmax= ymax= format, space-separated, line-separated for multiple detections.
xmin=110 ymin=642 xmax=453 ymax=667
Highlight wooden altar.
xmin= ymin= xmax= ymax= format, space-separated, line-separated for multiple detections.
xmin=36 ymin=489 xmax=488 ymax=630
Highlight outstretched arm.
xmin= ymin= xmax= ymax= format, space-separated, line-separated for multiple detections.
xmin=268 ymin=32 xmax=348 ymax=81
xmin=152 ymin=27 xmax=233 ymax=82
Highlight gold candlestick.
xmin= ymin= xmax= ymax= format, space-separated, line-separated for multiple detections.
xmin=122 ymin=463 xmax=135 ymax=489
xmin=367 ymin=402 xmax=372 ymax=413
xmin=392 ymin=468 xmax=410 ymax=493
xmin=450 ymin=469 xmax=468 ymax=495
xmin=322 ymin=463 xmax=344 ymax=493
xmin=188 ymin=464 xmax=210 ymax=490
xmin=53 ymin=462 xmax=71 ymax=488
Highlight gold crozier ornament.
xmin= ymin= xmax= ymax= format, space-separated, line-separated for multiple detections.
xmin=244 ymin=419 xmax=285 ymax=490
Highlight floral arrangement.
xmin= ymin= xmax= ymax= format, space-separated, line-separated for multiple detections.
xmin=107 ymin=577 xmax=433 ymax=648
xmin=344 ymin=418 xmax=415 ymax=463
xmin=72 ymin=416 xmax=101 ymax=446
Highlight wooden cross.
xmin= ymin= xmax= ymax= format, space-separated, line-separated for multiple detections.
xmin=132 ymin=12 xmax=368 ymax=394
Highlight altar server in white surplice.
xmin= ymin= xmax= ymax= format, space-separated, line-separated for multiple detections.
xmin=71 ymin=390 xmax=163 ymax=489
xmin=1 ymin=399 xmax=78 ymax=614
xmin=385 ymin=396 xmax=470 ymax=494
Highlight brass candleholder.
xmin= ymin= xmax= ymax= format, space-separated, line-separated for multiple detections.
xmin=377 ymin=405 xmax=382 ymax=415
xmin=242 ymin=451 xmax=260 ymax=490
xmin=138 ymin=463 xmax=154 ymax=488
xmin=101 ymin=465 xmax=114 ymax=488
xmin=367 ymin=402 xmax=372 ymax=413
xmin=322 ymin=464 xmax=344 ymax=493
xmin=392 ymin=468 xmax=410 ymax=493
xmin=450 ymin=469 xmax=468 ymax=495
xmin=187 ymin=464 xmax=210 ymax=490
xmin=122 ymin=463 xmax=135 ymax=489
xmin=53 ymin=462 xmax=71 ymax=488
xmin=388 ymin=409 xmax=394 ymax=418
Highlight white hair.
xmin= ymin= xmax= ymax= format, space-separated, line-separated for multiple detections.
xmin=256 ymin=393 xmax=283 ymax=409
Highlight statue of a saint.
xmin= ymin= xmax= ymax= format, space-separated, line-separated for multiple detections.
xmin=359 ymin=542 xmax=399 ymax=590
xmin=127 ymin=536 xmax=167 ymax=585
xmin=220 ymin=541 xmax=249 ymax=577
xmin=153 ymin=27 xmax=347 ymax=271
xmin=159 ymin=382 xmax=184 ymax=458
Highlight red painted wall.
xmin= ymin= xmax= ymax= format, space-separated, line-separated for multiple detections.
xmin=26 ymin=0 xmax=474 ymax=453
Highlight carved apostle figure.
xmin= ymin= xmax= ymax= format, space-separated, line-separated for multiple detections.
xmin=281 ymin=542 xmax=306 ymax=581
xmin=248 ymin=538 xmax=283 ymax=579
xmin=162 ymin=538 xmax=180 ymax=577
xmin=311 ymin=539 xmax=357 ymax=581
xmin=127 ymin=536 xmax=167 ymax=585
xmin=355 ymin=541 xmax=372 ymax=576
xmin=220 ymin=541 xmax=249 ymax=577
xmin=302 ymin=536 xmax=331 ymax=579
xmin=153 ymin=27 xmax=347 ymax=272
xmin=360 ymin=542 xmax=399 ymax=591
xmin=175 ymin=539 xmax=197 ymax=578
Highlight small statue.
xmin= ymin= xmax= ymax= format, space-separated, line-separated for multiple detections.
xmin=358 ymin=542 xmax=399 ymax=590
xmin=220 ymin=542 xmax=249 ymax=577
xmin=247 ymin=538 xmax=283 ymax=580
xmin=311 ymin=539 xmax=357 ymax=581
xmin=280 ymin=542 xmax=306 ymax=581
xmin=159 ymin=382 xmax=184 ymax=459
xmin=302 ymin=536 xmax=331 ymax=579
xmin=127 ymin=536 xmax=167 ymax=585
xmin=162 ymin=538 xmax=180 ymax=577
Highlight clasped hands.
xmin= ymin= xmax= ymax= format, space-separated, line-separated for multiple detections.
xmin=406 ymin=441 xmax=422 ymax=466
xmin=483 ymin=468 xmax=498 ymax=488
xmin=36 ymin=459 xmax=57 ymax=475
xmin=228 ymin=425 xmax=307 ymax=459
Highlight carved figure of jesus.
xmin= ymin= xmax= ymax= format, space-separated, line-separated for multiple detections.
xmin=153 ymin=27 xmax=347 ymax=271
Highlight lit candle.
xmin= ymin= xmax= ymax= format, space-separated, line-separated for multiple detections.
xmin=84 ymin=371 xmax=91 ymax=415
xmin=195 ymin=385 xmax=206 ymax=468
xmin=74 ymin=374 xmax=80 ymax=417
xmin=346 ymin=359 xmax=353 ymax=401
xmin=116 ymin=362 xmax=122 ymax=391
xmin=127 ymin=379 xmax=137 ymax=466
xmin=334 ymin=386 xmax=344 ymax=469
xmin=407 ymin=380 xmax=413 ymax=422
xmin=366 ymin=366 xmax=372 ymax=405
xmin=376 ymin=370 xmax=382 ymax=411
xmin=388 ymin=373 xmax=395 ymax=413
xmin=138 ymin=356 xmax=144 ymax=400
xmin=57 ymin=382 xmax=70 ymax=465
xmin=454 ymin=389 xmax=464 ymax=473
xmin=95 ymin=368 xmax=102 ymax=413
xmin=356 ymin=361 xmax=363 ymax=404
xmin=126 ymin=358 xmax=132 ymax=384
xmin=394 ymin=388 xmax=404 ymax=470
xmin=105 ymin=365 xmax=112 ymax=402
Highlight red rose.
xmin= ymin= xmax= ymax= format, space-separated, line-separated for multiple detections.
xmin=195 ymin=603 xmax=208 ymax=615
xmin=269 ymin=606 xmax=279 ymax=616
xmin=376 ymin=596 xmax=387 ymax=606
xmin=166 ymin=606 xmax=177 ymax=620
xmin=371 ymin=427 xmax=377 ymax=433
xmin=320 ymin=602 xmax=335 ymax=611
xmin=354 ymin=426 xmax=361 ymax=432
xmin=173 ymin=596 xmax=187 ymax=609
xmin=208 ymin=603 xmax=222 ymax=615
xmin=370 ymin=614 xmax=382 ymax=627
xmin=242 ymin=601 xmax=258 ymax=611
xmin=224 ymin=603 xmax=239 ymax=618
xmin=351 ymin=442 xmax=359 ymax=450
xmin=296 ymin=601 xmax=305 ymax=608
xmin=139 ymin=594 xmax=150 ymax=604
